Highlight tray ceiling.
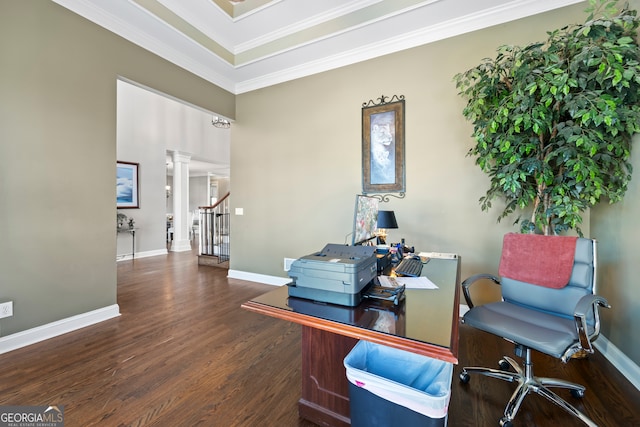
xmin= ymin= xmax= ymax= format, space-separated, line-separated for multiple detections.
xmin=54 ymin=0 xmax=583 ymax=94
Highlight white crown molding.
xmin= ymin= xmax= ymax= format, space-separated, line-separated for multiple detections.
xmin=233 ymin=0 xmax=434 ymax=69
xmin=54 ymin=0 xmax=584 ymax=95
xmin=52 ymin=0 xmax=237 ymax=93
xmin=234 ymin=0 xmax=383 ymax=53
xmin=230 ymin=0 xmax=285 ymax=22
xmin=156 ymin=0 xmax=238 ymax=52
xmin=235 ymin=0 xmax=583 ymax=93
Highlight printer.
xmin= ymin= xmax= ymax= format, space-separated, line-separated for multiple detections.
xmin=287 ymin=244 xmax=378 ymax=307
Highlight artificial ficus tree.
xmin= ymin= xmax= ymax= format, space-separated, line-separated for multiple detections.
xmin=455 ymin=0 xmax=640 ymax=235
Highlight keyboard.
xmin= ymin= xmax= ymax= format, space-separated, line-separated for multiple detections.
xmin=394 ymin=257 xmax=423 ymax=277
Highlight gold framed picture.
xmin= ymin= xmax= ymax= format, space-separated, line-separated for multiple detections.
xmin=362 ymin=95 xmax=405 ymax=194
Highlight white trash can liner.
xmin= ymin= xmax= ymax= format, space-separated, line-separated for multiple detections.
xmin=344 ymin=340 xmax=453 ymax=419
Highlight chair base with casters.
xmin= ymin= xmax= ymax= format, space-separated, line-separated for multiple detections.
xmin=459 ymin=236 xmax=610 ymax=427
xmin=459 ymin=345 xmax=596 ymax=427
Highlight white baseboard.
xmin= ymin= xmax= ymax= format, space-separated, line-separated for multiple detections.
xmin=169 ymin=239 xmax=192 ymax=252
xmin=117 ymin=248 xmax=168 ymax=261
xmin=459 ymin=304 xmax=640 ymax=392
xmin=594 ymin=334 xmax=640 ymax=392
xmin=0 ymin=304 xmax=120 ymax=355
xmin=227 ymin=270 xmax=289 ymax=286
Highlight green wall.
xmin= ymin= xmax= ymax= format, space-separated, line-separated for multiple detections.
xmin=1 ymin=0 xmax=637 ymax=373
xmin=0 ymin=0 xmax=233 ymax=336
xmin=591 ymin=146 xmax=640 ymax=365
xmin=233 ymin=2 xmax=639 ymax=368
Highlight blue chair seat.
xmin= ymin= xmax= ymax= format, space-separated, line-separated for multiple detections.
xmin=463 ymin=301 xmax=594 ymax=359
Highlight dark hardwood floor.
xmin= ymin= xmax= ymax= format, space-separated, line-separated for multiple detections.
xmin=0 ymin=249 xmax=638 ymax=426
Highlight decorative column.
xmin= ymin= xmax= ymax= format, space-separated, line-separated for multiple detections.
xmin=170 ymin=151 xmax=192 ymax=252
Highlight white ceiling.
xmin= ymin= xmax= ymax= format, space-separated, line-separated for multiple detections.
xmin=54 ymin=0 xmax=583 ymax=95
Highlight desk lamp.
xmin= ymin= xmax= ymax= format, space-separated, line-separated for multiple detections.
xmin=376 ymin=210 xmax=398 ymax=245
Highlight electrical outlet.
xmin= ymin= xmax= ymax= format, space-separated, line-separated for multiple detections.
xmin=284 ymin=258 xmax=296 ymax=272
xmin=0 ymin=301 xmax=13 ymax=319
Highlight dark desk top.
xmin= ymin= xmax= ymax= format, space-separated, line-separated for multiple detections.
xmin=242 ymin=257 xmax=461 ymax=364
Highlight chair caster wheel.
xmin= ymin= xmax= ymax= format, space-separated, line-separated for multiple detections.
xmin=459 ymin=371 xmax=470 ymax=384
xmin=499 ymin=417 xmax=514 ymax=427
xmin=571 ymin=388 xmax=585 ymax=398
xmin=498 ymin=359 xmax=510 ymax=370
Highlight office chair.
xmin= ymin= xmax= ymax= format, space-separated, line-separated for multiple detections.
xmin=459 ymin=233 xmax=610 ymax=427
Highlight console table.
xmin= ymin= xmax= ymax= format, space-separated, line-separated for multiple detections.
xmin=117 ymin=227 xmax=137 ymax=260
xmin=241 ymin=256 xmax=461 ymax=427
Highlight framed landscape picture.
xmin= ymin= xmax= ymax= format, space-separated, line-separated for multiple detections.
xmin=117 ymin=161 xmax=139 ymax=208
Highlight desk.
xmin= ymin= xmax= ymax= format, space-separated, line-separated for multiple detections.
xmin=242 ymin=256 xmax=461 ymax=427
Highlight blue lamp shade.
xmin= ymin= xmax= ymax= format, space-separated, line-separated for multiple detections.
xmin=377 ymin=211 xmax=398 ymax=229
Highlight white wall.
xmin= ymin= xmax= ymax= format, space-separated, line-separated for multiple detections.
xmin=117 ymin=81 xmax=168 ymax=258
xmin=189 ymin=176 xmax=209 ymax=212
xmin=116 ymin=80 xmax=230 ymax=259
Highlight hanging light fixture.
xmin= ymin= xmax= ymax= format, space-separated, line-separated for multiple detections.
xmin=211 ymin=116 xmax=231 ymax=128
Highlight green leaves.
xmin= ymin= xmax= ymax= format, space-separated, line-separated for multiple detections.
xmin=454 ymin=0 xmax=640 ymax=235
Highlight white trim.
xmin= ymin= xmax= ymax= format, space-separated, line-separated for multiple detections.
xmin=169 ymin=240 xmax=193 ymax=252
xmin=234 ymin=0 xmax=384 ymax=53
xmin=137 ymin=248 xmax=170 ymax=258
xmin=52 ymin=0 xmax=237 ymax=93
xmin=459 ymin=304 xmax=640 ymax=392
xmin=0 ymin=305 xmax=120 ymax=355
xmin=235 ymin=0 xmax=584 ymax=93
xmin=55 ymin=0 xmax=583 ymax=95
xmin=231 ymin=0 xmax=286 ymax=23
xmin=116 ymin=248 xmax=168 ymax=262
xmin=227 ymin=269 xmax=289 ymax=286
xmin=594 ymin=335 xmax=640 ymax=392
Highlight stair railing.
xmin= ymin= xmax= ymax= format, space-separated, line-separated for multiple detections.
xmin=198 ymin=192 xmax=230 ymax=263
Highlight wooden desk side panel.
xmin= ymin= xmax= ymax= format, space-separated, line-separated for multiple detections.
xmin=299 ymin=326 xmax=357 ymax=427
xmin=241 ymin=298 xmax=458 ymax=363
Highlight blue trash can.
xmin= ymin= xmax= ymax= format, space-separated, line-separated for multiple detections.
xmin=344 ymin=340 xmax=453 ymax=427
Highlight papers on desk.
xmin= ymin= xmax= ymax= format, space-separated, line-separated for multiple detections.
xmin=378 ymin=275 xmax=439 ymax=290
